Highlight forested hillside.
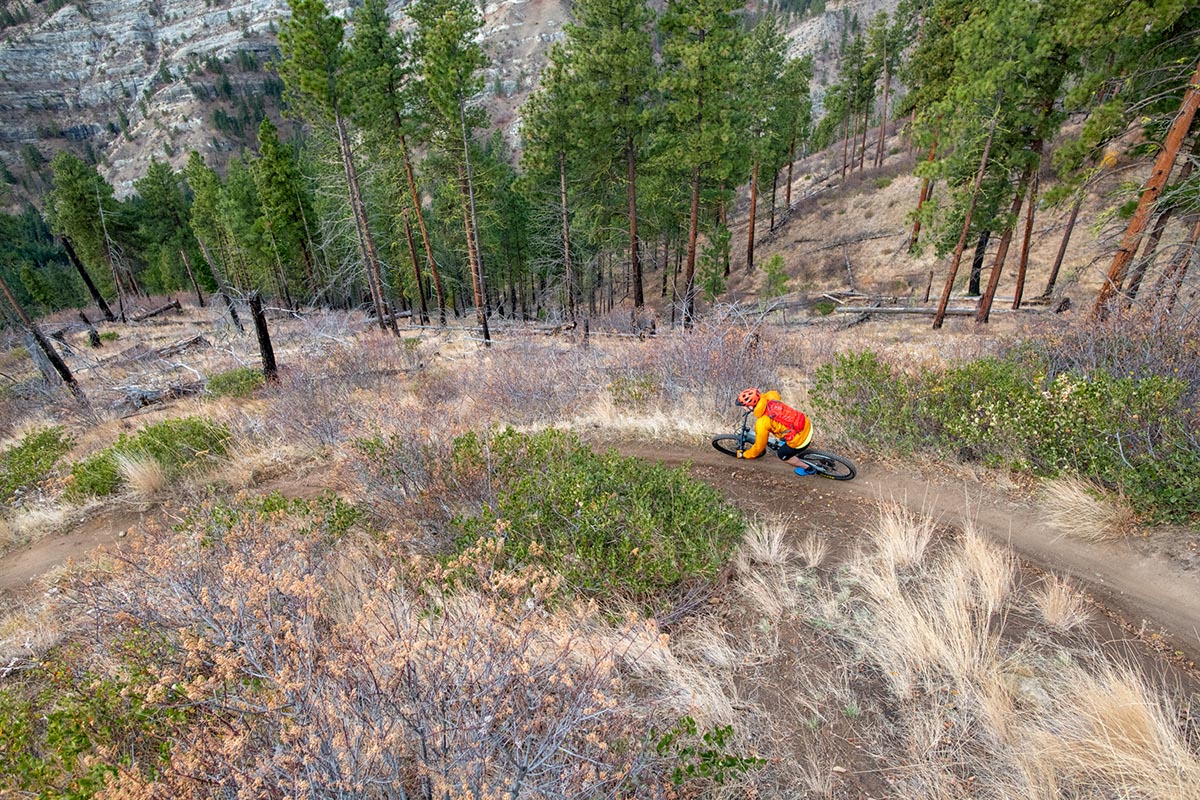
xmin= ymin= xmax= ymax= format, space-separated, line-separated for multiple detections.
xmin=3 ymin=2 xmax=1200 ymax=798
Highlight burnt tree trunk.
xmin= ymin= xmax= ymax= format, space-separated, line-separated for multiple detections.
xmin=399 ymin=132 xmax=446 ymax=325
xmin=248 ymin=292 xmax=277 ymax=381
xmin=0 ymin=272 xmax=82 ymax=397
xmin=683 ymin=164 xmax=701 ymax=328
xmin=747 ymin=160 xmax=759 ymax=272
xmin=59 ymin=236 xmax=114 ymax=321
xmin=968 ymin=230 xmax=991 ymax=296
xmin=402 ymin=210 xmax=429 ymax=325
xmin=908 ymin=123 xmax=939 ymax=253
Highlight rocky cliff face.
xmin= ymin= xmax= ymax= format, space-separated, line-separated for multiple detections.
xmin=0 ymin=0 xmax=570 ymax=200
xmin=0 ymin=0 xmax=889 ymax=203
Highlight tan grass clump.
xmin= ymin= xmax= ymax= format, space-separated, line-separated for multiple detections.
xmin=114 ymin=452 xmax=167 ymax=497
xmin=869 ymin=502 xmax=935 ymax=571
xmin=796 ymin=534 xmax=829 ymax=568
xmin=736 ymin=517 xmax=794 ymax=571
xmin=1041 ymin=477 xmax=1138 ymax=541
xmin=1025 ymin=665 xmax=1200 ymax=797
xmin=1033 ymin=574 xmax=1092 ymax=632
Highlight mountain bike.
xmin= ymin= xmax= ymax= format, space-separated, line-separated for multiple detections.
xmin=712 ymin=410 xmax=857 ymax=481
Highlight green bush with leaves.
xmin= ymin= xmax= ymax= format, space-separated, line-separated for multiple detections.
xmin=205 ymin=365 xmax=264 ymax=398
xmin=452 ymin=429 xmax=745 ymax=612
xmin=814 ymin=350 xmax=1199 ymax=522
xmin=0 ymin=660 xmax=181 ymax=799
xmin=67 ymin=417 xmax=231 ymax=498
xmin=1 ymin=426 xmax=73 ymax=503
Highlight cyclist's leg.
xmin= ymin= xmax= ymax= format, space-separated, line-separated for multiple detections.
xmin=777 ymin=443 xmax=816 ymax=474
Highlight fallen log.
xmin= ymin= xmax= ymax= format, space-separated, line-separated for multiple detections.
xmin=114 ymin=381 xmax=204 ymax=414
xmin=155 ymin=334 xmax=210 ymax=358
xmin=833 ymin=305 xmax=1027 ymax=316
xmin=131 ymin=298 xmax=182 ymax=322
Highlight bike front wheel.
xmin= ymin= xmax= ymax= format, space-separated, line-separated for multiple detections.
xmin=712 ymin=434 xmax=751 ymax=457
xmin=801 ymin=449 xmax=857 ymax=481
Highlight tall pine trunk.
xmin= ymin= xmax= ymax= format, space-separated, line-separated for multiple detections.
xmin=875 ymin=47 xmax=889 ymax=169
xmin=786 ymin=135 xmax=795 ymax=209
xmin=934 ymin=110 xmax=999 ymax=329
xmin=402 ymin=210 xmax=429 ymax=325
xmin=399 ymin=132 xmax=446 ymax=325
xmin=626 ymin=140 xmax=643 ymax=308
xmin=1095 ymin=59 xmax=1200 ymax=317
xmin=559 ymin=150 xmax=575 ymax=324
xmin=335 ymin=111 xmax=388 ymax=331
xmin=908 ymin=122 xmax=939 ymax=253
xmin=977 ymin=161 xmax=1035 ymax=323
xmin=179 ymin=248 xmax=206 ymax=308
xmin=1041 ymin=193 xmax=1081 ymax=299
xmin=1012 ymin=168 xmax=1039 ymax=309
xmin=746 ymin=160 xmax=759 ymax=272
xmin=1125 ymin=142 xmax=1197 ymax=302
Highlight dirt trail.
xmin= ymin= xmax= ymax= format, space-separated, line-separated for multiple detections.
xmin=4 ymin=442 xmax=1198 ymax=667
xmin=612 ymin=440 xmax=1200 ymax=666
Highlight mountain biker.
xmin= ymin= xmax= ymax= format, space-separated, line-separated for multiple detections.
xmin=734 ymin=387 xmax=816 ymax=476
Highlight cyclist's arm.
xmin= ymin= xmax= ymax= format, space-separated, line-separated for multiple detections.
xmin=742 ymin=413 xmax=772 ymax=458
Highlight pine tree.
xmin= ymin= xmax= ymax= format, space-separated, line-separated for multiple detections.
xmin=659 ymin=0 xmax=746 ymax=327
xmin=255 ymin=118 xmax=319 ymax=304
xmin=411 ymin=0 xmax=493 ymax=343
xmin=562 ymin=0 xmax=657 ymax=307
xmin=134 ymin=159 xmax=210 ymax=306
xmin=345 ymin=0 xmax=447 ymax=324
xmin=47 ymin=151 xmax=132 ymax=319
xmin=277 ymin=0 xmax=390 ymax=330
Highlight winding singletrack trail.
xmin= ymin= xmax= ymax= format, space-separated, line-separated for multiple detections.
xmin=612 ymin=440 xmax=1200 ymax=666
xmin=4 ymin=440 xmax=1198 ymax=667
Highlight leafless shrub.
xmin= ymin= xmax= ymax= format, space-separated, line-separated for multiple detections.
xmin=473 ymin=337 xmax=596 ymax=423
xmin=67 ymin=512 xmax=679 ymax=799
xmin=1041 ymin=476 xmax=1138 ymax=541
xmin=627 ymin=307 xmax=785 ymax=415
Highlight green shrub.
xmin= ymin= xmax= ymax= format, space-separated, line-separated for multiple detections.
xmin=178 ymin=490 xmax=363 ymax=546
xmin=67 ymin=417 xmax=231 ymax=499
xmin=98 ymin=331 xmax=119 ymax=342
xmin=1 ymin=426 xmax=73 ymax=503
xmin=0 ymin=661 xmax=180 ymax=798
xmin=814 ymin=349 xmax=1199 ymax=523
xmin=812 ymin=351 xmax=919 ymax=448
xmin=452 ymin=429 xmax=745 ymax=613
xmin=205 ymin=365 xmax=264 ymax=398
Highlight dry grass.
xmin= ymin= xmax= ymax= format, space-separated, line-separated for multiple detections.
xmin=1033 ymin=574 xmax=1092 ymax=632
xmin=736 ymin=517 xmax=794 ymax=570
xmin=114 ymin=452 xmax=167 ymax=497
xmin=796 ymin=534 xmax=829 ymax=568
xmin=1041 ymin=476 xmax=1139 ymax=541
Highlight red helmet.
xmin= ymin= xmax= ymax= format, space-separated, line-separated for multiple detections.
xmin=737 ymin=387 xmax=761 ymax=409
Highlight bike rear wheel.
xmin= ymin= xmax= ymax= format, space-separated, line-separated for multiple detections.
xmin=801 ymin=449 xmax=856 ymax=481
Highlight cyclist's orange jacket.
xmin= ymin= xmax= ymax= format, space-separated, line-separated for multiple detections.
xmin=743 ymin=390 xmax=813 ymax=458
